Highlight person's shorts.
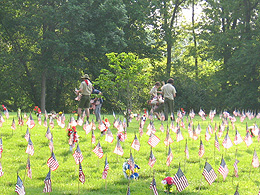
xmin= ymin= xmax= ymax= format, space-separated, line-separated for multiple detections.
xmin=78 ymin=95 xmax=91 ymax=108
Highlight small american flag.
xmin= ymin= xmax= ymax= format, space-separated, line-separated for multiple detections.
xmin=79 ymin=162 xmax=85 ymax=184
xmin=43 ymin=117 xmax=48 ymax=127
xmin=49 ymin=138 xmax=54 ymax=152
xmin=43 ymin=170 xmax=52 ymax=193
xmin=0 ymin=137 xmax=3 ymax=158
xmin=26 ymin=158 xmax=32 ymax=179
xmin=47 ymin=152 xmax=59 ymax=171
xmin=26 ymin=136 xmax=34 ymax=156
xmin=172 ymin=167 xmax=189 ymax=192
xmin=148 ymin=149 xmax=156 ymax=168
xmin=24 ymin=128 xmax=30 ymax=142
xmin=69 ymin=117 xmax=77 ymax=127
xmin=215 ymin=134 xmax=220 ymax=151
xmin=45 ymin=127 xmax=52 ymax=140
xmin=83 ymin=121 xmax=92 ymax=135
xmin=198 ymin=140 xmax=205 ymax=158
xmin=11 ymin=118 xmax=16 ymax=130
xmin=176 ymin=128 xmax=184 ymax=142
xmin=49 ymin=117 xmax=54 ymax=129
xmin=205 ymin=127 xmax=211 ymax=141
xmin=222 ymin=132 xmax=233 ymax=149
xmin=15 ymin=175 xmax=25 ymax=195
xmin=166 ymin=147 xmax=173 ymax=166
xmin=233 ymin=159 xmax=239 ymax=177
xmin=113 ymin=140 xmax=124 ymax=156
xmin=93 ymin=142 xmax=104 ymax=159
xmin=105 ymin=128 xmax=114 ymax=143
xmin=131 ymin=135 xmax=140 ymax=151
xmin=252 ymin=150 xmax=259 ymax=168
xmin=149 ymin=177 xmax=158 ymax=195
xmin=91 ymin=130 xmax=96 ymax=144
xmin=218 ymin=157 xmax=228 ymax=180
xmin=244 ymin=131 xmax=253 ymax=147
xmin=128 ymin=152 xmax=135 ymax=172
xmin=73 ymin=144 xmax=84 ymax=164
xmin=148 ymin=133 xmax=160 ymax=148
xmin=202 ymin=162 xmax=217 ymax=185
xmin=184 ymin=142 xmax=189 ymax=159
xmin=102 ymin=157 xmax=109 ymax=179
xmin=26 ymin=114 xmax=35 ymax=129
xmin=164 ymin=129 xmax=173 ymax=146
xmin=0 ymin=162 xmax=4 ymax=177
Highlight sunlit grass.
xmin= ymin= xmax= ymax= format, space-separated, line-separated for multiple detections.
xmin=0 ymin=112 xmax=259 ymax=194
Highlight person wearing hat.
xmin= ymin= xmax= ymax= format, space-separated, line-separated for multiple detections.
xmin=161 ymin=78 xmax=177 ymax=121
xmin=76 ymin=74 xmax=93 ymax=122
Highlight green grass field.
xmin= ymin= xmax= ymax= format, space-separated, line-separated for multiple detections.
xmin=0 ymin=111 xmax=260 ymax=195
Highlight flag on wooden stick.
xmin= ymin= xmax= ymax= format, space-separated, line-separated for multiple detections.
xmin=148 ymin=133 xmax=160 ymax=148
xmin=26 ymin=157 xmax=32 ymax=179
xmin=148 ymin=148 xmax=156 ymax=168
xmin=214 ymin=133 xmax=220 ymax=151
xmin=73 ymin=144 xmax=84 ymax=164
xmin=43 ymin=170 xmax=52 ymax=193
xmin=79 ymin=162 xmax=85 ymax=184
xmin=0 ymin=162 xmax=4 ymax=177
xmin=26 ymin=136 xmax=34 ymax=156
xmin=202 ymin=161 xmax=217 ymax=185
xmin=233 ymin=159 xmax=239 ymax=177
xmin=198 ymin=140 xmax=205 ymax=158
xmin=252 ymin=149 xmax=259 ymax=168
xmin=234 ymin=129 xmax=243 ymax=145
xmin=15 ymin=175 xmax=25 ymax=195
xmin=93 ymin=142 xmax=104 ymax=159
xmin=172 ymin=166 xmax=189 ymax=192
xmin=113 ymin=139 xmax=124 ymax=156
xmin=131 ymin=134 xmax=140 ymax=151
xmin=149 ymin=177 xmax=159 ymax=195
xmin=218 ymin=157 xmax=228 ymax=180
xmin=166 ymin=147 xmax=173 ymax=166
xmin=47 ymin=152 xmax=59 ymax=171
xmin=102 ymin=156 xmax=109 ymax=179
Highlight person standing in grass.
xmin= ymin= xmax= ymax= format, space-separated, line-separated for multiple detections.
xmin=161 ymin=78 xmax=177 ymax=121
xmin=76 ymin=74 xmax=93 ymax=122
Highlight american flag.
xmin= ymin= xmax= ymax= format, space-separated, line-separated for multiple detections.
xmin=18 ymin=116 xmax=24 ymax=126
xmin=26 ymin=136 xmax=34 ymax=156
xmin=27 ymin=158 xmax=32 ymax=179
xmin=233 ymin=159 xmax=239 ymax=177
xmin=0 ymin=162 xmax=4 ymax=177
xmin=164 ymin=129 xmax=173 ymax=146
xmin=73 ymin=144 xmax=84 ymax=164
xmin=131 ymin=135 xmax=140 ymax=151
xmin=205 ymin=127 xmax=211 ymax=141
xmin=98 ymin=121 xmax=106 ymax=132
xmin=69 ymin=117 xmax=77 ymax=127
xmin=47 ymin=152 xmax=59 ymax=171
xmin=149 ymin=177 xmax=158 ymax=195
xmin=214 ymin=133 xmax=220 ymax=151
xmin=148 ymin=133 xmax=160 ymax=148
xmin=113 ymin=140 xmax=124 ymax=156
xmin=91 ymin=130 xmax=96 ymax=144
xmin=202 ymin=162 xmax=217 ymax=185
xmin=198 ymin=140 xmax=205 ymax=158
xmin=49 ymin=117 xmax=54 ymax=129
xmin=102 ymin=157 xmax=109 ymax=179
xmin=93 ymin=142 xmax=104 ymax=159
xmin=79 ymin=162 xmax=85 ymax=184
xmin=166 ymin=147 xmax=173 ymax=166
xmin=172 ymin=167 xmax=189 ymax=192
xmin=105 ymin=128 xmax=114 ymax=143
xmin=45 ymin=127 xmax=52 ymax=140
xmin=43 ymin=170 xmax=52 ymax=193
xmin=184 ymin=141 xmax=189 ymax=159
xmin=24 ymin=128 xmax=30 ymax=142
xmin=83 ymin=121 xmax=92 ymax=135
xmin=49 ymin=138 xmax=54 ymax=152
xmin=148 ymin=149 xmax=156 ymax=168
xmin=15 ymin=175 xmax=25 ymax=195
xmin=234 ymin=129 xmax=243 ymax=145
xmin=11 ymin=118 xmax=16 ymax=130
xmin=218 ymin=157 xmax=228 ymax=180
xmin=244 ymin=131 xmax=253 ymax=147
xmin=252 ymin=150 xmax=259 ymax=168
xmin=222 ymin=132 xmax=233 ymax=149
xmin=128 ymin=152 xmax=135 ymax=172
xmin=0 ymin=137 xmax=3 ymax=158
xmin=43 ymin=117 xmax=48 ymax=127
xmin=176 ymin=128 xmax=184 ymax=142
xmin=26 ymin=114 xmax=35 ymax=129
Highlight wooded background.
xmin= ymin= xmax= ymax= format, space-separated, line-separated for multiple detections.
xmin=0 ymin=0 xmax=259 ymax=113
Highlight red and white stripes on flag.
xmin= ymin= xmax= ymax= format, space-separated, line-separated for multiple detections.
xmin=149 ymin=177 xmax=159 ymax=195
xmin=176 ymin=128 xmax=184 ymax=142
xmin=79 ymin=162 xmax=85 ymax=184
xmin=244 ymin=131 xmax=253 ymax=147
xmin=93 ymin=142 xmax=104 ymax=159
xmin=26 ymin=114 xmax=35 ymax=129
xmin=172 ymin=167 xmax=189 ymax=192
xmin=222 ymin=132 xmax=233 ymax=149
xmin=11 ymin=118 xmax=16 ymax=130
xmin=148 ymin=133 xmax=160 ymax=148
xmin=47 ymin=152 xmax=59 ymax=171
xmin=131 ymin=135 xmax=140 ymax=151
xmin=43 ymin=170 xmax=52 ymax=193
xmin=45 ymin=127 xmax=52 ymax=140
xmin=0 ymin=162 xmax=4 ymax=177
xmin=91 ymin=130 xmax=96 ymax=144
xmin=164 ymin=129 xmax=173 ymax=146
xmin=234 ymin=129 xmax=243 ymax=145
xmin=15 ymin=175 xmax=25 ymax=195
xmin=214 ymin=134 xmax=220 ymax=151
xmin=218 ymin=157 xmax=228 ymax=180
xmin=198 ymin=140 xmax=205 ymax=158
xmin=105 ymin=128 xmax=114 ymax=143
xmin=202 ymin=162 xmax=217 ymax=185
xmin=148 ymin=149 xmax=156 ymax=168
xmin=26 ymin=136 xmax=34 ymax=156
xmin=113 ymin=140 xmax=124 ymax=156
xmin=205 ymin=127 xmax=211 ymax=142
xmin=0 ymin=137 xmax=3 ymax=158
xmin=73 ymin=144 xmax=84 ymax=164
xmin=128 ymin=152 xmax=135 ymax=172
xmin=252 ymin=150 xmax=259 ymax=168
xmin=166 ymin=147 xmax=173 ymax=166
xmin=233 ymin=159 xmax=239 ymax=177
xmin=26 ymin=158 xmax=32 ymax=179
xmin=184 ymin=142 xmax=189 ymax=159
xmin=102 ymin=157 xmax=109 ymax=179
xmin=24 ymin=128 xmax=30 ymax=142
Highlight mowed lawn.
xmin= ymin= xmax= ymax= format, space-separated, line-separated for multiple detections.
xmin=0 ymin=111 xmax=260 ymax=195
